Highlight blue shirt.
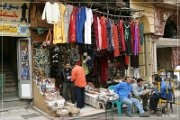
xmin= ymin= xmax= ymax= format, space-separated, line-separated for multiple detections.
xmin=76 ymin=6 xmax=86 ymax=43
xmin=114 ymin=82 xmax=132 ymax=100
xmin=155 ymin=80 xmax=172 ymax=100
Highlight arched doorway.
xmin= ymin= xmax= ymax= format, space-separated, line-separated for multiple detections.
xmin=163 ymin=15 xmax=177 ymax=38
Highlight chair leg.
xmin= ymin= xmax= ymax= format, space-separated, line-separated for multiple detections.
xmin=116 ymin=102 xmax=122 ymax=117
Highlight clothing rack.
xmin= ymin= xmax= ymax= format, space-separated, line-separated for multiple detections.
xmin=93 ymin=9 xmax=141 ymax=18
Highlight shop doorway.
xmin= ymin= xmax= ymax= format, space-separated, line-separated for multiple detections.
xmin=0 ymin=36 xmax=19 ymax=101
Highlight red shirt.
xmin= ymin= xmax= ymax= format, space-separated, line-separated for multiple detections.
xmin=112 ymin=23 xmax=120 ymax=57
xmin=93 ymin=15 xmax=99 ymax=49
xmin=100 ymin=16 xmax=107 ymax=49
xmin=69 ymin=7 xmax=78 ymax=43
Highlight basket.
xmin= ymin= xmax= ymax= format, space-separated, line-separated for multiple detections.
xmin=85 ymin=92 xmax=98 ymax=108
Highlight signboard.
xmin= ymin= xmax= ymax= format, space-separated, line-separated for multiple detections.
xmin=0 ymin=1 xmax=30 ymax=36
xmin=0 ymin=23 xmax=30 ymax=36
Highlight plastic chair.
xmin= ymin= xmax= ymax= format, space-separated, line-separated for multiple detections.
xmin=108 ymin=85 xmax=122 ymax=117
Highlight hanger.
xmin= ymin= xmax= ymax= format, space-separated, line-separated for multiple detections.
xmin=49 ymin=0 xmax=54 ymax=4
xmin=90 ymin=2 xmax=93 ymax=9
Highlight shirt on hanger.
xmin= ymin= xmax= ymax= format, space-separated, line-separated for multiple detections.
xmin=124 ymin=21 xmax=132 ymax=55
xmin=119 ymin=20 xmax=126 ymax=51
xmin=84 ymin=8 xmax=93 ymax=44
xmin=97 ymin=17 xmax=102 ymax=50
xmin=100 ymin=16 xmax=107 ymax=49
xmin=112 ymin=23 xmax=120 ymax=57
xmin=76 ymin=6 xmax=86 ymax=43
xmin=69 ymin=7 xmax=78 ymax=43
xmin=130 ymin=20 xmax=135 ymax=54
xmin=42 ymin=2 xmax=60 ymax=24
xmin=106 ymin=19 xmax=114 ymax=51
xmin=93 ymin=15 xmax=99 ymax=50
xmin=53 ymin=3 xmax=66 ymax=44
xmin=64 ymin=4 xmax=74 ymax=43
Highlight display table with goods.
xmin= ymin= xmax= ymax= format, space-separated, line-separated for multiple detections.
xmin=85 ymin=82 xmax=119 ymax=113
xmin=98 ymin=90 xmax=119 ymax=120
xmin=33 ymin=77 xmax=80 ymax=117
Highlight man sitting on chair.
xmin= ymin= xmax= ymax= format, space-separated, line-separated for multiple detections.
xmin=114 ymin=76 xmax=149 ymax=117
xmin=149 ymin=75 xmax=172 ymax=114
xmin=132 ymin=78 xmax=150 ymax=111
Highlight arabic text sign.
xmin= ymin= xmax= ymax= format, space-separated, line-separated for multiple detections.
xmin=0 ymin=24 xmax=29 ymax=36
xmin=0 ymin=24 xmax=18 ymax=34
xmin=0 ymin=2 xmax=29 ymax=23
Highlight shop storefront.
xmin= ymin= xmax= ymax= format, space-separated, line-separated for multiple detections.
xmin=30 ymin=1 xmax=146 ymax=117
xmin=152 ymin=5 xmax=180 ymax=88
xmin=153 ymin=5 xmax=180 ymax=72
xmin=0 ymin=1 xmax=32 ymax=101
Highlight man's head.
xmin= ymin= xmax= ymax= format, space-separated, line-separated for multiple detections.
xmin=137 ymin=78 xmax=144 ymax=86
xmin=125 ymin=76 xmax=133 ymax=84
xmin=65 ymin=62 xmax=70 ymax=69
xmin=154 ymin=75 xmax=162 ymax=83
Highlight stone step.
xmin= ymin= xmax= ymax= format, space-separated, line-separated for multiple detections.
xmin=3 ymin=87 xmax=17 ymax=93
xmin=2 ymin=91 xmax=18 ymax=97
xmin=4 ymin=82 xmax=16 ymax=88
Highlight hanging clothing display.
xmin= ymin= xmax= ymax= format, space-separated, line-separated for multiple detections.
xmin=139 ymin=22 xmax=144 ymax=45
xmin=97 ymin=17 xmax=102 ymax=50
xmin=93 ymin=15 xmax=99 ymax=50
xmin=124 ymin=21 xmax=132 ymax=55
xmin=100 ymin=57 xmax=108 ymax=83
xmin=134 ymin=22 xmax=139 ymax=55
xmin=69 ymin=7 xmax=78 ymax=43
xmin=125 ymin=55 xmax=130 ymax=65
xmin=119 ymin=20 xmax=126 ymax=51
xmin=76 ymin=6 xmax=86 ymax=43
xmin=42 ymin=2 xmax=60 ymax=24
xmin=100 ymin=16 xmax=107 ymax=49
xmin=106 ymin=19 xmax=114 ymax=51
xmin=130 ymin=20 xmax=135 ymax=54
xmin=53 ymin=3 xmax=66 ymax=44
xmin=130 ymin=55 xmax=139 ymax=68
xmin=84 ymin=8 xmax=93 ymax=44
xmin=112 ymin=23 xmax=120 ymax=57
xmin=64 ymin=4 xmax=74 ymax=43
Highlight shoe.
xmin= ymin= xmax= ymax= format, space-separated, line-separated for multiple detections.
xmin=126 ymin=112 xmax=134 ymax=117
xmin=139 ymin=112 xmax=150 ymax=117
xmin=143 ymin=107 xmax=149 ymax=111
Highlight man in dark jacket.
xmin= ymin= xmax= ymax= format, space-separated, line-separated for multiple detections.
xmin=61 ymin=62 xmax=75 ymax=103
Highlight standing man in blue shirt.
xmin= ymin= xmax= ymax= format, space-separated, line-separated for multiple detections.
xmin=114 ymin=76 xmax=149 ymax=117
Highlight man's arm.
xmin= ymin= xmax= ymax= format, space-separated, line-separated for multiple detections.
xmin=114 ymin=83 xmax=122 ymax=94
xmin=71 ymin=69 xmax=76 ymax=82
xmin=132 ymin=84 xmax=143 ymax=96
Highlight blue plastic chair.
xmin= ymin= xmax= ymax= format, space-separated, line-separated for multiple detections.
xmin=108 ymin=85 xmax=122 ymax=117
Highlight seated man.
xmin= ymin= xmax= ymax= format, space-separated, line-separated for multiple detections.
xmin=149 ymin=75 xmax=172 ymax=114
xmin=132 ymin=78 xmax=150 ymax=111
xmin=114 ymin=76 xmax=149 ymax=117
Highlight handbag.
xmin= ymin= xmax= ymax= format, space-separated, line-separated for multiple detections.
xmin=43 ymin=28 xmax=53 ymax=46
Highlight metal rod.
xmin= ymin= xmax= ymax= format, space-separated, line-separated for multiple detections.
xmin=93 ymin=9 xmax=141 ymax=18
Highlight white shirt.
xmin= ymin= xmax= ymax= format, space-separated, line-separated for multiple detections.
xmin=42 ymin=2 xmax=60 ymax=24
xmin=84 ymin=8 xmax=93 ymax=44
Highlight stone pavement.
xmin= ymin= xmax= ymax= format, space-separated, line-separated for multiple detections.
xmin=0 ymin=89 xmax=180 ymax=120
